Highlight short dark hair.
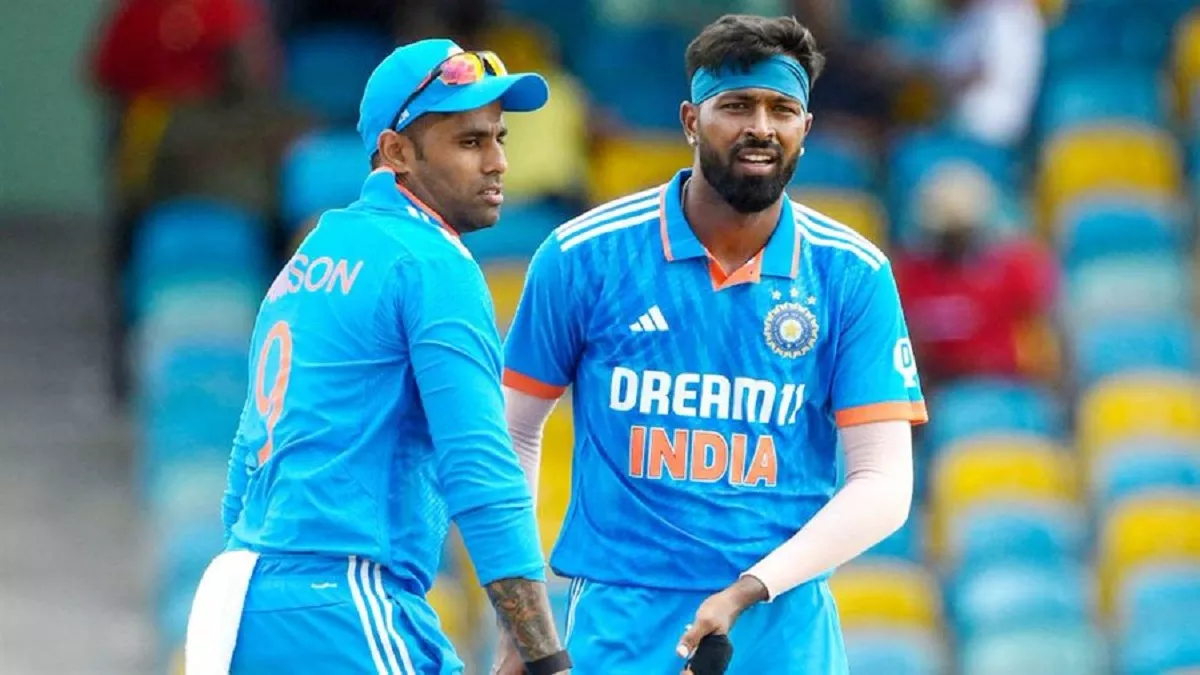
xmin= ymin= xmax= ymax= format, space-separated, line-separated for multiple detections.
xmin=685 ymin=14 xmax=825 ymax=88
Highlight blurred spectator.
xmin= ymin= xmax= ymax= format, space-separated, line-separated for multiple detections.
xmin=934 ymin=0 xmax=1044 ymax=148
xmin=790 ymin=0 xmax=905 ymax=147
xmin=893 ymin=162 xmax=1058 ymax=390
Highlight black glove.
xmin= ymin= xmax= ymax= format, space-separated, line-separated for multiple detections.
xmin=686 ymin=634 xmax=733 ymax=675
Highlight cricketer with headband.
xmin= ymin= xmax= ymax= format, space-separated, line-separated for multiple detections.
xmin=185 ymin=39 xmax=573 ymax=674
xmin=496 ymin=14 xmax=926 ymax=675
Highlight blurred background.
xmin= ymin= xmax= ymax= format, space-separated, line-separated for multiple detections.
xmin=2 ymin=0 xmax=1200 ymax=672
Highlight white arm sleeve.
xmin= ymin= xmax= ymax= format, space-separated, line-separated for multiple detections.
xmin=742 ymin=420 xmax=914 ymax=600
xmin=503 ymin=386 xmax=559 ymax=506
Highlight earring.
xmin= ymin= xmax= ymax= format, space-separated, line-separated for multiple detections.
xmin=799 ymin=147 xmax=806 ymax=156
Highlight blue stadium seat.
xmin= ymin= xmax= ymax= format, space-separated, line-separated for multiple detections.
xmin=950 ymin=561 xmax=1092 ymax=642
xmin=1093 ymin=441 xmax=1200 ymax=512
xmin=1044 ymin=3 xmax=1173 ymax=76
xmin=1061 ymin=252 xmax=1194 ymax=338
xmin=573 ymin=23 xmax=692 ymax=131
xmin=864 ymin=515 xmax=922 ymax=562
xmin=464 ymin=198 xmax=572 ymax=262
xmin=131 ymin=284 xmax=258 ymax=380
xmin=1057 ymin=197 xmax=1185 ymax=271
xmin=925 ymin=379 xmax=1064 ymax=453
xmin=1070 ymin=315 xmax=1198 ymax=390
xmin=1119 ymin=623 xmax=1200 ymax=675
xmin=1038 ymin=65 xmax=1167 ymax=136
xmin=280 ymin=129 xmax=372 ymax=231
xmin=950 ymin=502 xmax=1087 ymax=574
xmin=1118 ymin=564 xmax=1200 ymax=632
xmin=284 ymin=26 xmax=394 ymax=124
xmin=844 ymin=628 xmax=946 ymax=675
xmin=960 ymin=626 xmax=1108 ymax=675
xmin=886 ymin=130 xmax=1016 ymax=242
xmin=155 ymin=519 xmax=225 ymax=647
xmin=788 ymin=131 xmax=875 ymax=190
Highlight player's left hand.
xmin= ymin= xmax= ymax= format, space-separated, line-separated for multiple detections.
xmin=676 ymin=576 xmax=769 ymax=673
xmin=489 ymin=632 xmax=524 ymax=675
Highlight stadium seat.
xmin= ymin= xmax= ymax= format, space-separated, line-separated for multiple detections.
xmin=587 ymin=134 xmax=689 ymax=204
xmin=130 ymin=283 xmax=258 ymax=380
xmin=1174 ymin=9 xmax=1200 ymax=122
xmin=280 ymin=129 xmax=372 ymax=231
xmin=1116 ymin=563 xmax=1200 ymax=633
xmin=1092 ymin=440 xmax=1200 ymax=513
xmin=945 ymin=501 xmax=1087 ymax=574
xmin=932 ymin=436 xmax=1078 ymax=511
xmin=788 ymin=188 xmax=889 ymax=248
xmin=1119 ymin=622 xmax=1200 ymax=675
xmin=1037 ymin=125 xmax=1183 ymax=228
xmin=1045 ymin=5 xmax=1169 ymax=76
xmin=427 ymin=578 xmax=471 ymax=646
xmin=829 ymin=561 xmax=943 ymax=632
xmin=950 ymin=561 xmax=1093 ymax=642
xmin=464 ymin=198 xmax=571 ymax=263
xmin=788 ymin=132 xmax=876 ymax=191
xmin=283 ymin=26 xmax=394 ymax=124
xmin=127 ymin=199 xmax=269 ymax=312
xmin=1061 ymin=253 xmax=1194 ymax=336
xmin=960 ymin=626 xmax=1108 ymax=675
xmin=537 ymin=404 xmax=574 ymax=553
xmin=924 ymin=378 xmax=1064 ymax=453
xmin=844 ymin=627 xmax=948 ymax=675
xmin=1069 ymin=315 xmax=1198 ymax=390
xmin=1077 ymin=372 xmax=1200 ymax=462
xmin=144 ymin=455 xmax=228 ymax=530
xmin=864 ymin=514 xmax=923 ymax=562
xmin=1099 ymin=493 xmax=1200 ymax=615
xmin=573 ymin=23 xmax=691 ymax=131
xmin=1038 ymin=64 xmax=1168 ymax=136
xmin=1056 ymin=196 xmax=1186 ymax=271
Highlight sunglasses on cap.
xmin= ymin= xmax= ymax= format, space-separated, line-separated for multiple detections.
xmin=389 ymin=50 xmax=509 ymax=131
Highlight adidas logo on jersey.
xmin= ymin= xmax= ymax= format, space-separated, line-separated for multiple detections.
xmin=629 ymin=305 xmax=670 ymax=333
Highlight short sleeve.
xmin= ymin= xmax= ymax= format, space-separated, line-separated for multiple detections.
xmin=831 ymin=262 xmax=929 ymax=428
xmin=501 ymin=237 xmax=584 ymax=400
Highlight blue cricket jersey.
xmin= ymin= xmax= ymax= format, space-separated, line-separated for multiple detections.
xmin=222 ymin=168 xmax=544 ymax=593
xmin=502 ymin=169 xmax=928 ymax=592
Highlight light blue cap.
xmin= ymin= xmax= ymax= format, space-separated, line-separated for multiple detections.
xmin=357 ymin=38 xmax=550 ymax=155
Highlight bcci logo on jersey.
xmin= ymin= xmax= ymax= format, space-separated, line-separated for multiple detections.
xmin=763 ymin=302 xmax=819 ymax=359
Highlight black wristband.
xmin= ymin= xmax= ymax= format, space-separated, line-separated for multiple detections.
xmin=525 ymin=650 xmax=572 ymax=675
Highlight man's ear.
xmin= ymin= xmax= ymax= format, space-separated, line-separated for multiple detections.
xmin=377 ymin=130 xmax=413 ymax=174
xmin=680 ymin=101 xmax=699 ymax=146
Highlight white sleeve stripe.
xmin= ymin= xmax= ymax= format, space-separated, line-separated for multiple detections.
xmin=559 ymin=210 xmax=659 ymax=251
xmin=794 ymin=205 xmax=887 ymax=264
xmin=555 ymin=195 xmax=659 ymax=240
xmin=555 ymin=186 xmax=659 ymax=235
xmin=795 ymin=218 xmax=883 ymax=270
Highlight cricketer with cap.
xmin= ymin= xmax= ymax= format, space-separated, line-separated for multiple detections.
xmin=183 ymin=38 xmax=573 ymax=675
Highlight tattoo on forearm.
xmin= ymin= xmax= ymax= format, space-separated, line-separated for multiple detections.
xmin=485 ymin=578 xmax=562 ymax=662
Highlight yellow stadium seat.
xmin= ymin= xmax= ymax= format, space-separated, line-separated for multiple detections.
xmin=588 ymin=134 xmax=690 ymax=205
xmin=1099 ymin=493 xmax=1200 ymax=615
xmin=1077 ymin=372 xmax=1200 ymax=463
xmin=171 ymin=646 xmax=185 ymax=674
xmin=829 ymin=561 xmax=943 ymax=632
xmin=1173 ymin=10 xmax=1200 ymax=122
xmin=932 ymin=436 xmax=1078 ymax=513
xmin=482 ymin=264 xmax=529 ymax=335
xmin=537 ymin=403 xmax=575 ymax=552
xmin=789 ymin=189 xmax=890 ymax=249
xmin=1037 ymin=125 xmax=1183 ymax=229
xmin=928 ymin=436 xmax=1077 ymax=560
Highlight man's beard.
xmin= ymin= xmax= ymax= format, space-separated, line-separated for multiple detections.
xmin=697 ymin=136 xmax=798 ymax=214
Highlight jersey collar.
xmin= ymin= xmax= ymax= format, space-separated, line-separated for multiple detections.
xmin=658 ymin=169 xmax=801 ymax=280
xmin=358 ymin=168 xmax=460 ymax=236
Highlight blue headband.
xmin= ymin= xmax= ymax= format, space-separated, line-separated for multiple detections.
xmin=690 ymin=54 xmax=811 ymax=108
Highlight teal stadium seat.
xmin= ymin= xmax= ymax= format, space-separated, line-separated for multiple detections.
xmin=1120 ymin=623 xmax=1200 ymax=675
xmin=1061 ymin=252 xmax=1194 ymax=337
xmin=950 ymin=561 xmax=1093 ymax=642
xmin=1069 ymin=315 xmax=1198 ymax=390
xmin=1038 ymin=65 xmax=1167 ymax=136
xmin=1093 ymin=440 xmax=1200 ymax=512
xmin=960 ymin=626 xmax=1108 ymax=675
xmin=1118 ymin=564 xmax=1200 ymax=632
xmin=844 ymin=627 xmax=947 ymax=675
xmin=949 ymin=502 xmax=1087 ymax=574
xmin=925 ymin=378 xmax=1065 ymax=454
xmin=573 ymin=23 xmax=692 ymax=131
xmin=280 ymin=129 xmax=373 ymax=232
xmin=1057 ymin=197 xmax=1185 ymax=272
xmin=284 ymin=26 xmax=394 ymax=125
xmin=464 ymin=198 xmax=574 ymax=263
xmin=788 ymin=131 xmax=876 ymax=191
